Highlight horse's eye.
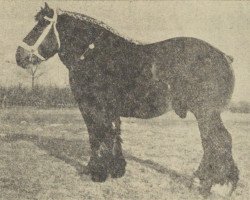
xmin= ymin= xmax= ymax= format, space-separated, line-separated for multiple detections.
xmin=38 ymin=19 xmax=50 ymax=27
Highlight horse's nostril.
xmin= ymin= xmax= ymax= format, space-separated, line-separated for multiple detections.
xmin=16 ymin=47 xmax=22 ymax=66
xmin=16 ymin=46 xmax=29 ymax=68
xmin=16 ymin=46 xmax=42 ymax=68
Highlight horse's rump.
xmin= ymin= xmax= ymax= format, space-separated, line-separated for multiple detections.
xmin=149 ymin=37 xmax=235 ymax=113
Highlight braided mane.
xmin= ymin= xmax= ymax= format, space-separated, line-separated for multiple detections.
xmin=58 ymin=9 xmax=143 ymax=45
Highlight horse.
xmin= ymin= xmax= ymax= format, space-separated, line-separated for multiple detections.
xmin=16 ymin=3 xmax=239 ymax=196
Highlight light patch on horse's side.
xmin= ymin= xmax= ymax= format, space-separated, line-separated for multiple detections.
xmin=151 ymin=63 xmax=158 ymax=80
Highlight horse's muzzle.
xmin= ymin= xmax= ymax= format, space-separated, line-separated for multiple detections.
xmin=16 ymin=46 xmax=42 ymax=68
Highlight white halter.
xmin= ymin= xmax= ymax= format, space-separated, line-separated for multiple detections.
xmin=20 ymin=8 xmax=61 ymax=61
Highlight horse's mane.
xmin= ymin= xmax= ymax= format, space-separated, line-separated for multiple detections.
xmin=58 ymin=10 xmax=143 ymax=45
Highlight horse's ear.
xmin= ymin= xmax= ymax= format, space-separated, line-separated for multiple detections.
xmin=44 ymin=2 xmax=50 ymax=10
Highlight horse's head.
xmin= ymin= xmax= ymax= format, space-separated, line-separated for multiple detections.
xmin=16 ymin=3 xmax=60 ymax=68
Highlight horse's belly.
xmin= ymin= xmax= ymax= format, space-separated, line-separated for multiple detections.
xmin=120 ymin=80 xmax=170 ymax=119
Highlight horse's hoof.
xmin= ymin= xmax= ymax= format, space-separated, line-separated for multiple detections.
xmin=88 ymin=157 xmax=108 ymax=182
xmin=198 ymin=180 xmax=212 ymax=198
xmin=91 ymin=169 xmax=108 ymax=182
xmin=199 ymin=187 xmax=211 ymax=198
xmin=228 ymin=164 xmax=239 ymax=196
xmin=109 ymin=157 xmax=126 ymax=178
xmin=228 ymin=172 xmax=239 ymax=196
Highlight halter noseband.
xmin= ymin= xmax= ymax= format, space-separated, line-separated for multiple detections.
xmin=20 ymin=8 xmax=60 ymax=61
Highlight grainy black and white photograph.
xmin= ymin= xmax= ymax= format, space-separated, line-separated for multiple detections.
xmin=0 ymin=0 xmax=249 ymax=199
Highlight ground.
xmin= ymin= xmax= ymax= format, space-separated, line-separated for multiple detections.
xmin=0 ymin=107 xmax=249 ymax=200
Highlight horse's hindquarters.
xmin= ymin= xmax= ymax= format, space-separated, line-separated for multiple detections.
xmin=151 ymin=38 xmax=238 ymax=194
xmin=186 ymin=57 xmax=234 ymax=113
xmin=152 ymin=37 xmax=235 ymax=114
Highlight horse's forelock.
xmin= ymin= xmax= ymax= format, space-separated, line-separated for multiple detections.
xmin=34 ymin=6 xmax=54 ymax=22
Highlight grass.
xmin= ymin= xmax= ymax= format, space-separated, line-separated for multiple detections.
xmin=0 ymin=108 xmax=249 ymax=199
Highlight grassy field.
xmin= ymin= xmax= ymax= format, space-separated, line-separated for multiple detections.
xmin=0 ymin=107 xmax=249 ymax=200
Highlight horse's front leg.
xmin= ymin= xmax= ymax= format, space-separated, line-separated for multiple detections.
xmin=79 ymin=103 xmax=126 ymax=181
xmin=78 ymin=102 xmax=112 ymax=182
xmin=102 ymin=117 xmax=126 ymax=178
xmin=82 ymin=113 xmax=109 ymax=182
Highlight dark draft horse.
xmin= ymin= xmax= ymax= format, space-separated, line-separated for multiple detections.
xmin=16 ymin=3 xmax=239 ymax=196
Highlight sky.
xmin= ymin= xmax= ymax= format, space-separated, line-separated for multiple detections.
xmin=0 ymin=0 xmax=249 ymax=102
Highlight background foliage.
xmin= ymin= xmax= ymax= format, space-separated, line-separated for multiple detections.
xmin=0 ymin=85 xmax=249 ymax=113
xmin=0 ymin=85 xmax=77 ymax=108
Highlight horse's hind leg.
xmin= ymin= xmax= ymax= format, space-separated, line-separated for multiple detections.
xmin=194 ymin=110 xmax=239 ymax=196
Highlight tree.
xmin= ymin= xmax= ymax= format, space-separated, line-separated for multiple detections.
xmin=6 ymin=60 xmax=46 ymax=90
xmin=26 ymin=64 xmax=45 ymax=90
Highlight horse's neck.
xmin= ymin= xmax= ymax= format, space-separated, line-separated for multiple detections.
xmin=58 ymin=13 xmax=103 ymax=46
xmin=56 ymin=12 xmax=149 ymax=77
xmin=56 ymin=13 xmax=104 ymax=67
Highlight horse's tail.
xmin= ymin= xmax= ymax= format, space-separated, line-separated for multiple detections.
xmin=222 ymin=53 xmax=235 ymax=109
xmin=225 ymin=54 xmax=234 ymax=64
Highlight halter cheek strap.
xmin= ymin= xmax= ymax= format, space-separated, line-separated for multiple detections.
xmin=44 ymin=11 xmax=61 ymax=49
xmin=19 ymin=8 xmax=60 ymax=61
